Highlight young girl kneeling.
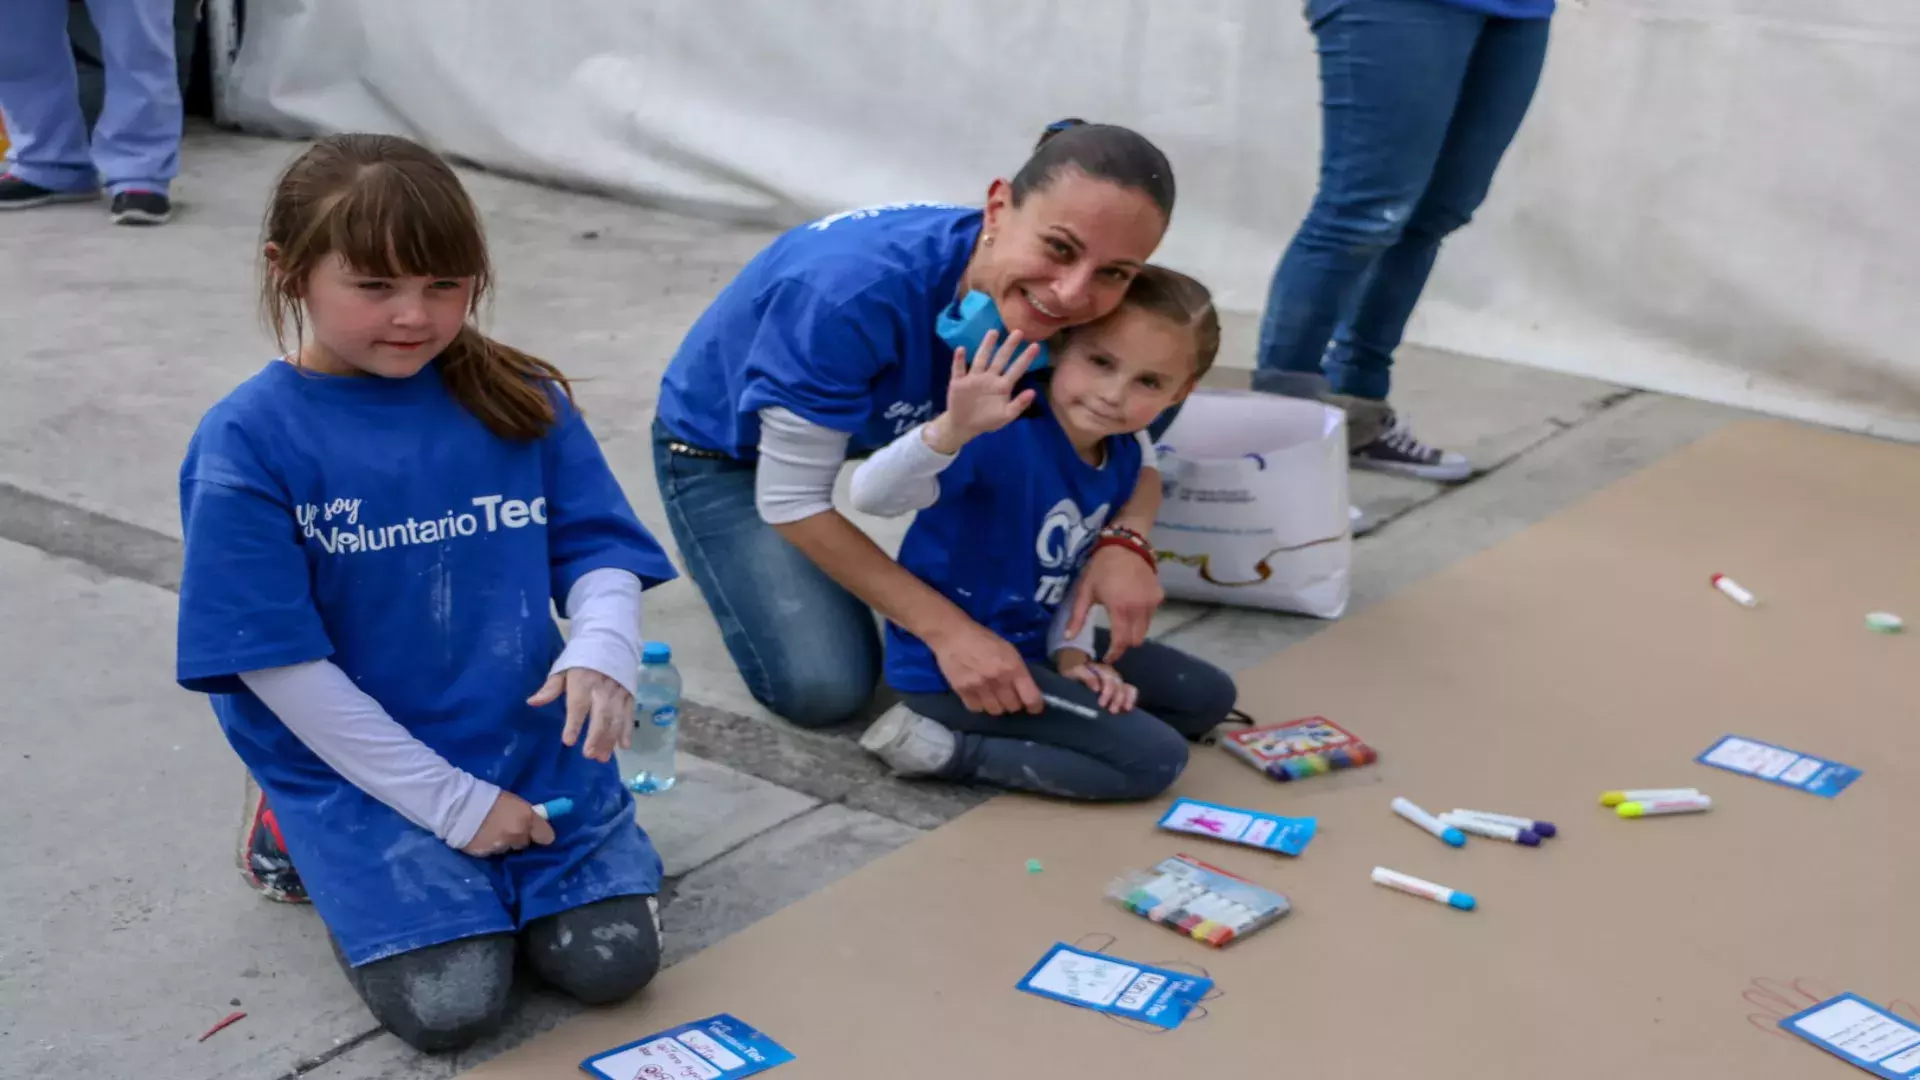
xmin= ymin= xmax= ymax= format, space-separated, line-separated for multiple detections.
xmin=852 ymin=267 xmax=1237 ymax=799
xmin=175 ymin=135 xmax=677 ymax=1052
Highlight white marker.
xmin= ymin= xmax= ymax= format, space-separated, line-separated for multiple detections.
xmin=1450 ymin=809 xmax=1558 ymax=839
xmin=1617 ymin=793 xmax=1712 ymax=818
xmin=1392 ymin=797 xmax=1466 ymax=847
xmin=1711 ymin=573 xmax=1758 ymax=607
xmin=1372 ymin=866 xmax=1476 ymax=911
xmin=1043 ymin=693 xmax=1101 ymax=720
xmin=1440 ymin=811 xmax=1541 ymax=847
xmin=1598 ymin=787 xmax=1699 ymax=808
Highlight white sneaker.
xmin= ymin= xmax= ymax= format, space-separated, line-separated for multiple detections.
xmin=858 ymin=703 xmax=958 ymax=777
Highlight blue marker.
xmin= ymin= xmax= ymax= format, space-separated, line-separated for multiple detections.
xmin=1373 ymin=867 xmax=1476 ymax=911
xmin=533 ymin=797 xmax=574 ymax=821
xmin=1392 ymin=797 xmax=1466 ymax=847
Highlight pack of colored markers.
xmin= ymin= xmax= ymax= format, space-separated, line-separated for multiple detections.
xmin=1105 ymin=854 xmax=1290 ymax=948
xmin=1220 ymin=715 xmax=1378 ymax=782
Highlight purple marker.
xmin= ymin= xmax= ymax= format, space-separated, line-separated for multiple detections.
xmin=1451 ymin=809 xmax=1556 ymax=839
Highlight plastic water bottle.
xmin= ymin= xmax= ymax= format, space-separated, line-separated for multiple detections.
xmin=620 ymin=642 xmax=680 ymax=794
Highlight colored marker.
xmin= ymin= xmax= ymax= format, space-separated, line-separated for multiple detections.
xmin=1599 ymin=787 xmax=1698 ymax=808
xmin=1043 ymin=693 xmax=1101 ymax=719
xmin=1392 ymin=797 xmax=1466 ymax=847
xmin=1711 ymin=573 xmax=1758 ymax=607
xmin=1450 ymin=809 xmax=1557 ymax=839
xmin=1617 ymin=793 xmax=1712 ymax=817
xmin=1372 ymin=866 xmax=1476 ymax=911
xmin=1440 ymin=812 xmax=1541 ymax=846
xmin=532 ymin=797 xmax=574 ymax=821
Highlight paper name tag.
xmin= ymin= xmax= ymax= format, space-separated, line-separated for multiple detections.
xmin=1782 ymin=993 xmax=1920 ymax=1078
xmin=1156 ymin=798 xmax=1317 ymax=855
xmin=1016 ymin=943 xmax=1212 ymax=1030
xmin=1696 ymin=735 xmax=1861 ymax=797
xmin=582 ymin=1014 xmax=794 ymax=1080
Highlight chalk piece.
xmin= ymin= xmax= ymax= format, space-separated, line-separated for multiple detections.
xmin=1026 ymin=858 xmax=1043 ymax=874
xmin=1711 ymin=573 xmax=1758 ymax=607
xmin=1866 ymin=611 xmax=1904 ymax=633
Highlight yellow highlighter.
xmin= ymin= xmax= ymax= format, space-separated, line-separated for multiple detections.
xmin=1617 ymin=793 xmax=1712 ymax=817
xmin=1600 ymin=787 xmax=1699 ymax=808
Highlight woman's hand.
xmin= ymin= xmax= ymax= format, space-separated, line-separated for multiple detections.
xmin=1057 ymin=649 xmax=1138 ymax=714
xmin=461 ymin=791 xmax=557 ymax=857
xmin=528 ymin=666 xmax=633 ymax=762
xmin=930 ymin=617 xmax=1044 ymax=716
xmin=922 ymin=329 xmax=1040 ymax=455
xmin=1066 ymin=545 xmax=1165 ymax=662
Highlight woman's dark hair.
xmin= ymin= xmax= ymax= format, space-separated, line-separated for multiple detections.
xmin=1009 ymin=118 xmax=1175 ymax=220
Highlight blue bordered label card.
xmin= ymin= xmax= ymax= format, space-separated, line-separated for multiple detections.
xmin=1015 ymin=943 xmax=1212 ymax=1030
xmin=1696 ymin=734 xmax=1861 ymax=797
xmin=1781 ymin=993 xmax=1920 ymax=1078
xmin=581 ymin=1013 xmax=794 ymax=1079
xmin=1156 ymin=797 xmax=1317 ymax=855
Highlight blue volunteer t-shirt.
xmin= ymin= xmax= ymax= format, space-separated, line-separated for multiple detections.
xmin=657 ymin=202 xmax=983 ymax=458
xmin=176 ymin=360 xmax=678 ymax=966
xmin=885 ymin=395 xmax=1144 ymax=694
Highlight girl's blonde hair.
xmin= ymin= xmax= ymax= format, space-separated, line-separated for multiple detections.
xmin=261 ymin=133 xmax=571 ymax=441
xmin=1118 ymin=264 xmax=1221 ymax=380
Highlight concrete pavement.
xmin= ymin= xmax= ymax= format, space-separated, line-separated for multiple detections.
xmin=0 ymin=124 xmax=1743 ymax=1079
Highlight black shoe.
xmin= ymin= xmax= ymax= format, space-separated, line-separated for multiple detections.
xmin=1350 ymin=410 xmax=1473 ymax=482
xmin=239 ymin=775 xmax=309 ymax=903
xmin=109 ymin=189 xmax=171 ymax=225
xmin=0 ymin=173 xmax=97 ymax=210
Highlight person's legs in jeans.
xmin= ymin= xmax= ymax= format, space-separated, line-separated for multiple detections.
xmin=85 ymin=0 xmax=182 ymax=199
xmin=1254 ymin=0 xmax=1495 ymax=479
xmin=884 ymin=633 xmax=1236 ymax=801
xmin=901 ymin=666 xmax=1192 ymax=801
xmin=0 ymin=0 xmax=100 ymax=199
xmin=651 ymin=421 xmax=882 ymax=729
xmin=1104 ymin=635 xmax=1239 ymax=741
xmin=1325 ymin=16 xmax=1549 ymax=403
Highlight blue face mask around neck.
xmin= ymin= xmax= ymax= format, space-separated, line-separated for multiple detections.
xmin=936 ymin=290 xmax=1052 ymax=372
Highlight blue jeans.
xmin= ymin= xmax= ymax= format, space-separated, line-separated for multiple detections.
xmin=0 ymin=0 xmax=182 ymax=195
xmin=651 ymin=420 xmax=882 ymax=729
xmin=904 ymin=632 xmax=1237 ymax=802
xmin=1256 ymin=0 xmax=1550 ymax=401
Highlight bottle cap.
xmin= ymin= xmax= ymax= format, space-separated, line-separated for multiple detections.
xmin=642 ymin=641 xmax=672 ymax=664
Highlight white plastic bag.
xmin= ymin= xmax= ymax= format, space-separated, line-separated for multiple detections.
xmin=1149 ymin=390 xmax=1352 ymax=618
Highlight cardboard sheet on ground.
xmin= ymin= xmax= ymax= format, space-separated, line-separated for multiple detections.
xmin=467 ymin=421 xmax=1919 ymax=1078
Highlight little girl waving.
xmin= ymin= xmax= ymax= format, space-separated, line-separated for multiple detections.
xmin=175 ymin=134 xmax=677 ymax=1052
xmin=851 ymin=267 xmax=1237 ymax=800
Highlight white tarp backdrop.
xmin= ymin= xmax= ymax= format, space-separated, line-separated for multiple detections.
xmin=214 ymin=0 xmax=1920 ymax=439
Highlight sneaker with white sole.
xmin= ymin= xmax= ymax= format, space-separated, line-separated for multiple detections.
xmin=1351 ymin=411 xmax=1472 ymax=482
xmin=238 ymin=773 xmax=308 ymax=903
xmin=0 ymin=173 xmax=97 ymax=210
xmin=109 ymin=190 xmax=172 ymax=225
xmin=858 ymin=702 xmax=958 ymax=777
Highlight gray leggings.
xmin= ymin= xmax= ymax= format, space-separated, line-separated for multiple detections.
xmin=903 ymin=635 xmax=1237 ymax=801
xmin=332 ymin=894 xmax=661 ymax=1053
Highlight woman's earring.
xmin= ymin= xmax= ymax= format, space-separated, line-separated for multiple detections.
xmin=984 ymin=234 xmax=995 ymax=247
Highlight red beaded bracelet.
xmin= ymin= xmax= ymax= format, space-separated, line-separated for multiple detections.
xmin=1092 ymin=530 xmax=1157 ymax=572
